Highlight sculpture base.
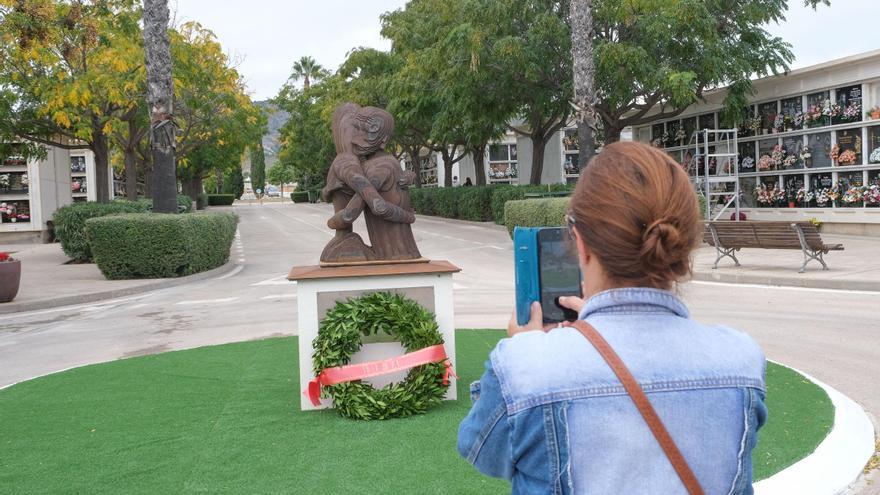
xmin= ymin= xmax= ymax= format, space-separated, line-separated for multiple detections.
xmin=318 ymin=257 xmax=430 ymax=268
xmin=288 ymin=260 xmax=461 ymax=411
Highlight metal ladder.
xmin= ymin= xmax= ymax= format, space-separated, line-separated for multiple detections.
xmin=688 ymin=129 xmax=740 ymax=221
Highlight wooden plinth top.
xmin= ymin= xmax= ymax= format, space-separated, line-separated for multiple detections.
xmin=288 ymin=260 xmax=461 ymax=281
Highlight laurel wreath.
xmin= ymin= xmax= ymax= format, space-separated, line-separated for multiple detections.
xmin=312 ymin=291 xmax=449 ymax=420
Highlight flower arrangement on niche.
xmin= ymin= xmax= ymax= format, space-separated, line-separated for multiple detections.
xmin=870 ymin=147 xmax=880 ymax=164
xmin=837 ymin=149 xmax=858 ymax=166
xmin=740 ymin=156 xmax=755 ymax=170
xmin=796 ymin=187 xmax=814 ymax=205
xmin=757 ymin=154 xmax=774 ymax=171
xmin=840 ymin=101 xmax=861 ymax=122
xmin=866 ymin=106 xmax=880 ymax=120
xmin=772 ymin=114 xmax=784 ymax=133
xmin=814 ymin=188 xmax=831 ymax=206
xmin=841 ymin=186 xmax=864 ymax=206
xmin=830 ymin=144 xmax=840 ymax=164
xmin=864 ymin=184 xmax=880 ymax=206
xmin=675 ymin=128 xmax=688 ymax=144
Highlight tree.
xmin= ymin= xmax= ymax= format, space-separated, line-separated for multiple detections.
xmin=0 ymin=0 xmax=143 ymax=201
xmin=453 ymin=0 xmax=573 ymax=184
xmin=250 ymin=140 xmax=266 ymax=195
xmin=590 ymin=0 xmax=830 ymax=143
xmin=143 ymin=0 xmax=177 ymax=213
xmin=288 ymin=56 xmax=328 ymax=91
xmin=570 ymin=0 xmax=598 ymax=169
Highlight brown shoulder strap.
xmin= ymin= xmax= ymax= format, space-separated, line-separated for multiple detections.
xmin=571 ymin=320 xmax=705 ymax=495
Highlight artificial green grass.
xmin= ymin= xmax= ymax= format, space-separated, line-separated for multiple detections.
xmin=0 ymin=330 xmax=832 ymax=493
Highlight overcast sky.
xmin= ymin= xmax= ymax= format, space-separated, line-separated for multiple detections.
xmin=172 ymin=0 xmax=880 ymax=102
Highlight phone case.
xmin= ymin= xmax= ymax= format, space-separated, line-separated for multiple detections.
xmin=513 ymin=227 xmax=541 ymax=326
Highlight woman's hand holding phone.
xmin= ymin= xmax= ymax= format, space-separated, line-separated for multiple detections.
xmin=508 ymin=296 xmax=587 ymax=338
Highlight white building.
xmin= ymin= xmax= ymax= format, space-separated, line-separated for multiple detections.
xmin=631 ymin=49 xmax=880 ymax=234
xmin=1 ymin=144 xmax=111 ymax=242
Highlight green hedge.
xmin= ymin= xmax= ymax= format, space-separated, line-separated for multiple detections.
xmin=503 ymin=198 xmax=570 ymax=237
xmin=409 ymin=184 xmax=574 ymax=225
xmin=177 ymin=194 xmax=193 ymax=213
xmin=207 ymin=194 xmax=235 ymax=206
xmin=53 ymin=201 xmax=153 ymax=262
xmin=291 ymin=191 xmax=310 ymax=203
xmin=85 ymin=212 xmax=238 ymax=280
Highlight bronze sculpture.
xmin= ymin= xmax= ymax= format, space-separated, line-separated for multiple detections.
xmin=320 ymin=103 xmax=422 ymax=265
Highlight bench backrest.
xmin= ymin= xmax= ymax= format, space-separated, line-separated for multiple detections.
xmin=703 ymin=221 xmax=823 ymax=250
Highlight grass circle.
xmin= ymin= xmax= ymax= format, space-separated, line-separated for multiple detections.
xmin=0 ymin=330 xmax=832 ymax=492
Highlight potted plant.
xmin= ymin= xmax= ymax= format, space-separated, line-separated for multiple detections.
xmin=0 ymin=252 xmax=20 ymax=303
xmin=864 ymin=184 xmax=880 ymax=207
xmin=866 ymin=105 xmax=880 ymax=120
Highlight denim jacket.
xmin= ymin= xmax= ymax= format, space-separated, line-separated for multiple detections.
xmin=458 ymin=288 xmax=767 ymax=495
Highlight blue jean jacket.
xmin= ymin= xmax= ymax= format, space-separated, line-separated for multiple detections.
xmin=458 ymin=288 xmax=767 ymax=494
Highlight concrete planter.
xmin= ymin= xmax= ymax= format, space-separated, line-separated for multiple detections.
xmin=0 ymin=260 xmax=21 ymax=303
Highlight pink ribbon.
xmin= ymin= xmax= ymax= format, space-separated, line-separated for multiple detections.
xmin=306 ymin=344 xmax=457 ymax=406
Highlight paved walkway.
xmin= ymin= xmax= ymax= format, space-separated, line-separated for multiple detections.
xmin=0 ymin=240 xmax=234 ymax=314
xmin=693 ymin=233 xmax=880 ymax=291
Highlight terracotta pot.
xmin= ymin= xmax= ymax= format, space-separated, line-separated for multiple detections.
xmin=0 ymin=260 xmax=21 ymax=303
xmin=788 ymin=202 xmax=796 ymax=208
xmin=871 ymin=111 xmax=880 ymax=120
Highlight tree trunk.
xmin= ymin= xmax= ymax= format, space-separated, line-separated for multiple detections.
xmin=570 ymin=0 xmax=598 ymax=170
xmin=182 ymin=176 xmax=202 ymax=201
xmin=408 ymin=146 xmax=422 ymax=187
xmin=215 ymin=168 xmax=223 ymax=193
xmin=441 ymin=148 xmax=453 ymax=187
xmin=604 ymin=124 xmax=623 ymax=144
xmin=91 ymin=123 xmax=111 ymax=202
xmin=529 ymin=136 xmax=547 ymax=185
xmin=124 ymin=150 xmax=138 ymax=201
xmin=472 ymin=144 xmax=487 ymax=186
xmin=143 ymin=0 xmax=178 ymax=214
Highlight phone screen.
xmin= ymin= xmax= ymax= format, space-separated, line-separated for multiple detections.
xmin=537 ymin=228 xmax=582 ymax=323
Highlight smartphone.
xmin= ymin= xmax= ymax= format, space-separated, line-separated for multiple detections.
xmin=514 ymin=227 xmax=583 ymax=325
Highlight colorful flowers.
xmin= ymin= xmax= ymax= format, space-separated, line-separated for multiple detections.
xmin=0 ymin=252 xmax=12 ymax=262
xmin=842 ymin=186 xmax=864 ymax=205
xmin=830 ymin=144 xmax=840 ymax=164
xmin=837 ymin=149 xmax=858 ymax=166
xmin=869 ymin=147 xmax=880 ymax=164
xmin=866 ymin=106 xmax=880 ymax=120
xmin=772 ymin=114 xmax=784 ymax=132
xmin=783 ymin=155 xmax=798 ymax=169
xmin=840 ymin=101 xmax=861 ymax=122
xmin=814 ymin=188 xmax=830 ymax=206
xmin=758 ymin=154 xmax=774 ymax=171
xmin=740 ymin=156 xmax=755 ymax=170
xmin=796 ymin=187 xmax=814 ymax=204
xmin=864 ymin=184 xmax=880 ymax=205
xmin=675 ymin=128 xmax=688 ymax=143
xmin=800 ymin=146 xmax=812 ymax=162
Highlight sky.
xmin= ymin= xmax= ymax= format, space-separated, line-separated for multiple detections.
xmin=172 ymin=0 xmax=880 ymax=102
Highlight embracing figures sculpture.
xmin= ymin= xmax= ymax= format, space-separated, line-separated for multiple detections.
xmin=320 ymin=103 xmax=422 ymax=265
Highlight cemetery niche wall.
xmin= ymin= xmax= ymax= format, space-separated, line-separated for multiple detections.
xmin=632 ymin=50 xmax=880 ymax=229
xmin=289 ymin=102 xmax=460 ymax=417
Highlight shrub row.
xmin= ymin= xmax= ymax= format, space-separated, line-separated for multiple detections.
xmin=53 ymin=201 xmax=152 ymax=261
xmin=503 ymin=198 xmax=570 ymax=237
xmin=85 ymin=212 xmax=238 ymax=280
xmin=53 ymin=195 xmax=194 ymax=262
xmin=206 ymin=194 xmax=235 ymax=206
xmin=409 ymin=184 xmax=573 ymax=224
xmin=291 ymin=191 xmax=310 ymax=203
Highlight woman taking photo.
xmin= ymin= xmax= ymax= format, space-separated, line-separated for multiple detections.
xmin=458 ymin=142 xmax=767 ymax=494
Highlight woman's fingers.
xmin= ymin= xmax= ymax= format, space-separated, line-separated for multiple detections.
xmin=508 ymin=302 xmax=544 ymax=337
xmin=558 ymin=295 xmax=585 ymax=313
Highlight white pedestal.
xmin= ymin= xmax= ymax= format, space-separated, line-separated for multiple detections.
xmin=289 ymin=261 xmax=460 ymax=411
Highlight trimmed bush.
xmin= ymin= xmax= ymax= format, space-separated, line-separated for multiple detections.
xmin=307 ymin=189 xmax=322 ymax=203
xmin=503 ymin=197 xmax=570 ymax=237
xmin=456 ymin=186 xmax=493 ymax=222
xmin=85 ymin=212 xmax=238 ymax=279
xmin=409 ymin=187 xmax=437 ymax=216
xmin=291 ymin=191 xmax=310 ymax=203
xmin=53 ymin=200 xmax=152 ymax=262
xmin=489 ymin=186 xmax=526 ymax=224
xmin=435 ymin=187 xmax=459 ymax=218
xmin=207 ymin=194 xmax=235 ymax=206
xmin=177 ymin=194 xmax=194 ymax=213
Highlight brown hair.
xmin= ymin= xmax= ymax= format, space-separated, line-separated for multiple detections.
xmin=569 ymin=141 xmax=701 ymax=289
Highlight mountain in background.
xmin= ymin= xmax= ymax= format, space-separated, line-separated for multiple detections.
xmin=255 ymin=100 xmax=289 ymax=170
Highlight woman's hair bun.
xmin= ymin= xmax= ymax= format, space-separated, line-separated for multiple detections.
xmin=640 ymin=218 xmax=683 ymax=270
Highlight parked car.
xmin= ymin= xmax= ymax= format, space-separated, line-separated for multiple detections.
xmin=266 ymin=185 xmax=280 ymax=197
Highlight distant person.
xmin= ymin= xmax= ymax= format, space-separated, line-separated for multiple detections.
xmin=459 ymin=141 xmax=766 ymax=494
xmin=463 ymin=177 xmax=473 ymax=187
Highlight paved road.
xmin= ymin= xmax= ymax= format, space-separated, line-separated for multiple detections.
xmin=1 ymin=202 xmax=878 ymax=489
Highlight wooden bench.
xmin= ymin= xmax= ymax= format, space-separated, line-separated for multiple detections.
xmin=703 ymin=221 xmax=844 ymax=273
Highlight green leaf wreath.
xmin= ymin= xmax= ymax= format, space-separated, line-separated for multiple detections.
xmin=312 ymin=291 xmax=449 ymax=420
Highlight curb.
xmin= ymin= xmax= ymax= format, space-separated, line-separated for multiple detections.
xmin=0 ymin=261 xmax=238 ymax=315
xmin=755 ymin=362 xmax=876 ymax=495
xmin=691 ymin=269 xmax=880 ymax=292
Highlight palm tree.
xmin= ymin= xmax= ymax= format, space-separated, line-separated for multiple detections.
xmin=289 ymin=56 xmax=328 ymax=90
xmin=570 ymin=0 xmax=598 ymax=170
